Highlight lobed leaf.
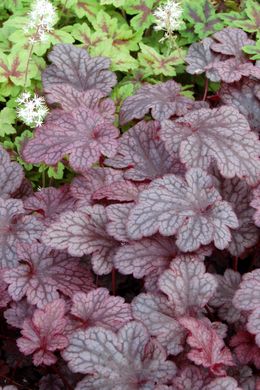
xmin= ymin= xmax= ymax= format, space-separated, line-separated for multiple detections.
xmin=211 ymin=28 xmax=255 ymax=58
xmin=127 ymin=168 xmax=238 ymax=251
xmin=42 ymin=44 xmax=117 ymax=96
xmin=161 ymin=106 xmax=260 ymax=185
xmin=106 ymin=120 xmax=185 ymax=181
xmin=0 ymin=146 xmax=23 ymax=199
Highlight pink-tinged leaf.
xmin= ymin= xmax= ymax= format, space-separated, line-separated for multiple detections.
xmin=45 ymin=85 xmax=116 ymax=123
xmin=220 ymin=178 xmax=258 ymax=256
xmin=22 ymin=108 xmax=119 ymax=172
xmin=17 ymin=299 xmax=68 ymax=366
xmin=70 ymin=288 xmax=132 ymax=331
xmin=24 ymin=186 xmax=77 ymax=225
xmin=179 ymin=317 xmax=234 ymax=375
xmin=214 ymin=58 xmax=260 ymax=83
xmin=127 ymin=168 xmax=238 ymax=252
xmin=62 ymin=321 xmax=176 ymax=389
xmin=0 ymin=386 xmax=19 ymax=390
xmin=106 ymin=203 xmax=133 ymax=242
xmin=43 ymin=205 xmax=118 ymax=275
xmin=161 ymin=106 xmax=260 ymax=185
xmin=42 ymin=44 xmax=117 ymax=96
xmin=247 ymin=308 xmax=260 ymax=347
xmin=114 ymin=235 xmax=178 ymax=279
xmin=158 ymin=256 xmax=217 ymax=316
xmin=0 ymin=198 xmax=43 ymax=268
xmin=119 ymin=80 xmax=202 ymax=125
xmin=172 ymin=365 xmax=212 ymax=390
xmin=251 ymin=184 xmax=260 ymax=227
xmin=211 ymin=28 xmax=255 ymax=57
xmin=0 ymin=274 xmax=10 ymax=308
xmin=0 ymin=146 xmax=24 ymax=199
xmin=209 ymin=269 xmax=243 ymax=324
xmin=233 ymin=269 xmax=260 ymax=311
xmin=230 ymin=330 xmax=260 ymax=368
xmin=93 ymin=180 xmax=140 ymax=202
xmin=4 ymin=242 xmax=94 ymax=308
xmin=71 ymin=168 xmax=123 ymax=207
xmin=106 ymin=120 xmax=185 ymax=181
xmin=11 ymin=178 xmax=33 ymax=200
xmin=4 ymin=300 xmax=35 ymax=329
xmin=132 ymin=293 xmax=184 ymax=355
xmin=185 ymin=38 xmax=221 ymax=82
xmin=203 ymin=377 xmax=241 ymax=390
xmin=39 ymin=374 xmax=64 ymax=390
xmin=219 ymin=79 xmax=260 ymax=133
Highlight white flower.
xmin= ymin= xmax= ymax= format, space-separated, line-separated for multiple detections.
xmin=16 ymin=92 xmax=49 ymax=127
xmin=24 ymin=0 xmax=57 ymax=43
xmin=153 ymin=0 xmax=184 ymax=36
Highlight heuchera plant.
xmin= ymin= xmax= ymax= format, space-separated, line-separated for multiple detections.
xmin=0 ymin=25 xmax=260 ymax=389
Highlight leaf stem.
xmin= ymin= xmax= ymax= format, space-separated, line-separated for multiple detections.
xmin=202 ymin=78 xmax=209 ymax=101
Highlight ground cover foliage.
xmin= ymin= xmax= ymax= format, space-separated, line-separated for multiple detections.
xmin=0 ymin=0 xmax=260 ymax=388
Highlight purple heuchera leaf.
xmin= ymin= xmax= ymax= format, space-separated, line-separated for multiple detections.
xmin=0 ymin=274 xmax=11 ymax=309
xmin=211 ymin=28 xmax=255 ymax=58
xmin=119 ymin=80 xmax=203 ymax=125
xmin=24 ymin=186 xmax=77 ymax=225
xmin=220 ymin=178 xmax=259 ymax=256
xmin=0 ymin=146 xmax=24 ymax=199
xmin=230 ymin=330 xmax=260 ymax=369
xmin=114 ymin=235 xmax=178 ymax=280
xmin=247 ymin=308 xmax=260 ymax=348
xmin=250 ymin=184 xmax=260 ymax=227
xmin=106 ymin=203 xmax=133 ymax=242
xmin=17 ymin=299 xmax=68 ymax=366
xmin=209 ymin=269 xmax=243 ymax=324
xmin=160 ymin=106 xmax=260 ymax=185
xmin=43 ymin=205 xmax=119 ymax=275
xmin=71 ymin=168 xmax=123 ymax=207
xmin=42 ymin=44 xmax=117 ymax=96
xmin=45 ymin=85 xmax=116 ymax=123
xmin=214 ymin=58 xmax=260 ymax=83
xmin=11 ymin=178 xmax=33 ymax=200
xmin=158 ymin=256 xmax=217 ymax=316
xmin=185 ymin=38 xmax=221 ymax=82
xmin=3 ymin=242 xmax=94 ymax=308
xmin=203 ymin=377 xmax=241 ymax=390
xmin=106 ymin=120 xmax=185 ymax=181
xmin=4 ymin=299 xmax=35 ymax=329
xmin=0 ymin=198 xmax=43 ymax=268
xmin=39 ymin=374 xmax=64 ymax=390
xmin=70 ymin=288 xmax=132 ymax=331
xmin=62 ymin=321 xmax=176 ymax=389
xmin=93 ymin=180 xmax=140 ymax=202
xmin=219 ymin=79 xmax=260 ymax=133
xmin=21 ymin=108 xmax=119 ymax=173
xmin=127 ymin=168 xmax=238 ymax=252
xmin=132 ymin=293 xmax=184 ymax=355
xmin=179 ymin=317 xmax=234 ymax=375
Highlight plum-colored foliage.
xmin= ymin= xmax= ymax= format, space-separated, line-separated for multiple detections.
xmin=1 ymin=25 xmax=260 ymax=387
xmin=17 ymin=299 xmax=68 ymax=366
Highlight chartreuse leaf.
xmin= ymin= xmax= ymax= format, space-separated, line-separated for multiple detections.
xmin=68 ymin=22 xmax=105 ymax=50
xmin=123 ymin=0 xmax=156 ymax=32
xmin=243 ymin=39 xmax=260 ymax=60
xmin=233 ymin=0 xmax=260 ymax=38
xmin=0 ymin=107 xmax=16 ymax=137
xmin=100 ymin=0 xmax=127 ymax=6
xmin=182 ymin=0 xmax=224 ymax=38
xmin=138 ymin=43 xmax=185 ymax=77
xmin=71 ymin=0 xmax=102 ymax=22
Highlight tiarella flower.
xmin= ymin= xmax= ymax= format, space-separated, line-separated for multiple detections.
xmin=16 ymin=92 xmax=49 ymax=127
xmin=24 ymin=0 xmax=57 ymax=43
xmin=153 ymin=0 xmax=184 ymax=40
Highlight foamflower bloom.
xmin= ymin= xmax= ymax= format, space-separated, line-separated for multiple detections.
xmin=153 ymin=0 xmax=184 ymax=39
xmin=16 ymin=92 xmax=49 ymax=127
xmin=24 ymin=0 xmax=57 ymax=43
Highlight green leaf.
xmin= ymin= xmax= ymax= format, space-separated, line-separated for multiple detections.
xmin=100 ymin=0 xmax=127 ymax=6
xmin=0 ymin=107 xmax=16 ymax=137
xmin=69 ymin=22 xmax=105 ymax=50
xmin=111 ymin=83 xmax=134 ymax=112
xmin=71 ymin=0 xmax=102 ymax=22
xmin=138 ymin=43 xmax=185 ymax=77
xmin=243 ymin=39 xmax=260 ymax=60
xmin=123 ymin=0 xmax=156 ymax=32
xmin=233 ymin=0 xmax=260 ymax=38
xmin=183 ymin=0 xmax=224 ymax=38
xmin=47 ymin=162 xmax=65 ymax=180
